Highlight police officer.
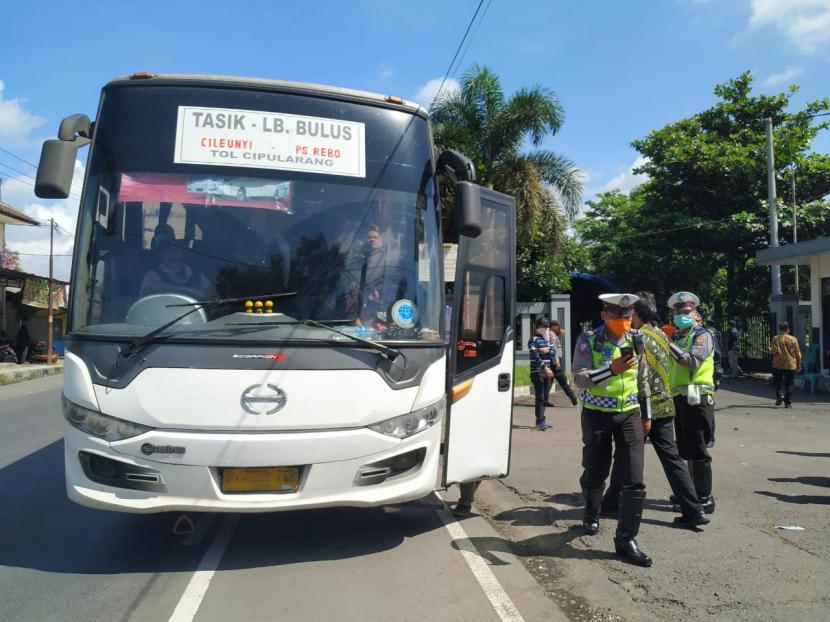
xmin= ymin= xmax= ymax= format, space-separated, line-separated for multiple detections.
xmin=602 ymin=292 xmax=709 ymax=528
xmin=573 ymin=293 xmax=652 ymax=567
xmin=668 ymin=292 xmax=716 ymax=515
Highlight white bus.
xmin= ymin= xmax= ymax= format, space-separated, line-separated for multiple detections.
xmin=36 ymin=73 xmax=516 ymax=513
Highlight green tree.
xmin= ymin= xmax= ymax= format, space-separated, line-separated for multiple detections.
xmin=431 ymin=65 xmax=583 ymax=299
xmin=575 ymin=72 xmax=830 ymax=316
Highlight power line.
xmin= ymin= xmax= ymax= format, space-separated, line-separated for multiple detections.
xmin=0 ymin=145 xmax=37 ymax=169
xmin=0 ymin=171 xmax=82 ymax=201
xmin=0 ymin=144 xmax=84 ymax=192
xmin=430 ymin=0 xmax=488 ymax=110
xmin=1 ymin=250 xmax=72 ymax=257
xmin=449 ymin=0 xmax=492 ymax=84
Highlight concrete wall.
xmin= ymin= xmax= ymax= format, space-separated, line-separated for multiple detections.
xmin=808 ymin=253 xmax=830 ymax=374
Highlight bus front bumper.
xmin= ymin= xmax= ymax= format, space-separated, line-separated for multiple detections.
xmin=64 ymin=423 xmax=441 ymax=513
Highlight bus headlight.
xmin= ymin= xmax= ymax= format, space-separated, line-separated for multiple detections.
xmin=368 ymin=399 xmax=445 ymax=439
xmin=62 ymin=395 xmax=153 ymax=441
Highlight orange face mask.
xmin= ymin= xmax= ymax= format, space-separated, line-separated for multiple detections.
xmin=606 ymin=317 xmax=632 ymax=337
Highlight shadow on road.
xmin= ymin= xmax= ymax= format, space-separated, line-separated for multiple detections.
xmin=778 ymin=450 xmax=830 ymax=458
xmin=769 ymin=476 xmax=830 ymax=488
xmin=0 ymin=439 xmax=446 ymax=575
xmin=717 ymin=377 xmax=830 ymax=405
xmin=755 ymin=490 xmax=830 ymax=505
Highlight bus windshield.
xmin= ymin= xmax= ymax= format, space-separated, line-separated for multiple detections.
xmin=70 ymin=84 xmax=442 ymax=343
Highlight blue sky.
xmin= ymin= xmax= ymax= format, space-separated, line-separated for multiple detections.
xmin=1 ymin=0 xmax=829 ymax=279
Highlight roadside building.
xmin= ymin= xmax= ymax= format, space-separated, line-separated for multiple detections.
xmin=757 ymin=235 xmax=830 ymax=381
xmin=0 ymin=201 xmax=68 ymax=348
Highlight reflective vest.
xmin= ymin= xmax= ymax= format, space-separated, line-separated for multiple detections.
xmin=671 ymin=328 xmax=715 ymax=395
xmin=579 ymin=331 xmax=640 ymax=413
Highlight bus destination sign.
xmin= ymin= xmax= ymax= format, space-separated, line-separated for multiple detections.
xmin=174 ymin=106 xmax=366 ymax=178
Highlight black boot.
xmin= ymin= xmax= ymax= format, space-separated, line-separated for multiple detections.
xmin=582 ymin=486 xmax=603 ymax=535
xmin=673 ymin=511 xmax=710 ymax=528
xmin=600 ymin=487 xmax=619 ymax=517
xmin=691 ymin=460 xmax=715 ymax=514
xmin=614 ymin=489 xmax=652 ymax=567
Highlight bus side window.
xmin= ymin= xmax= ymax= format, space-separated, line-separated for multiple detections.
xmin=456 ymin=270 xmax=506 ymax=375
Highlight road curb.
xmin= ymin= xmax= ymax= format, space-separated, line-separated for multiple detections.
xmin=0 ymin=364 xmax=64 ymax=386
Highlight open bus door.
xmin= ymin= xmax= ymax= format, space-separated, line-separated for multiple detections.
xmin=443 ymin=187 xmax=516 ymax=487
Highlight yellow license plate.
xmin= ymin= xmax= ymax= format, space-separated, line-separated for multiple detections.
xmin=221 ymin=467 xmax=299 ymax=493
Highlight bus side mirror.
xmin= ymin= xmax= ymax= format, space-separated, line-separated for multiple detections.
xmin=35 ymin=114 xmax=92 ymax=199
xmin=455 ymin=181 xmax=481 ymax=238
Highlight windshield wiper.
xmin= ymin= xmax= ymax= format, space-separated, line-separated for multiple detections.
xmin=121 ymin=292 xmax=297 ymax=358
xmin=300 ymin=319 xmax=402 ymax=362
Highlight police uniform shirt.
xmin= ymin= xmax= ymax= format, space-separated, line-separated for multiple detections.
xmin=572 ymin=328 xmax=651 ymax=400
xmin=670 ymin=327 xmax=714 ymax=370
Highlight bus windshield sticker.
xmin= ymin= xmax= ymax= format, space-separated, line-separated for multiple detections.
xmin=119 ymin=173 xmax=294 ymax=213
xmin=391 ymin=299 xmax=418 ymax=329
xmin=174 ymin=106 xmax=366 ymax=178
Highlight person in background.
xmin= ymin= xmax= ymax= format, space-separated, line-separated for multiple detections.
xmin=770 ymin=322 xmax=801 ymax=408
xmin=529 ymin=316 xmax=554 ymax=431
xmin=14 ymin=320 xmax=31 ymax=365
xmin=573 ymin=293 xmax=652 ymax=567
xmin=661 ymin=317 xmax=677 ymax=339
xmin=726 ymin=320 xmax=742 ymax=377
xmin=547 ymin=319 xmax=579 ymax=407
xmin=704 ymin=319 xmax=724 ymax=392
xmin=453 ymin=481 xmax=480 ymax=518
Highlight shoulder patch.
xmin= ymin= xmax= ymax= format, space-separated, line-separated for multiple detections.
xmin=577 ymin=337 xmax=590 ymax=354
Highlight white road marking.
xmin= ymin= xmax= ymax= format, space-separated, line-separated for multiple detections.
xmin=168 ymin=514 xmax=237 ymax=622
xmin=437 ymin=497 xmax=526 ymax=622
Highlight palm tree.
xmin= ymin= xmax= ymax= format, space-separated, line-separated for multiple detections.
xmin=431 ymin=64 xmax=582 ymax=245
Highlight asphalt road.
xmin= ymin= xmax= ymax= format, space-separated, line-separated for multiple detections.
xmin=476 ymin=377 xmax=830 ymax=622
xmin=0 ymin=375 xmax=560 ymax=622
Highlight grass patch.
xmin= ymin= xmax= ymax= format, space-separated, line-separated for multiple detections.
xmin=514 ymin=364 xmax=531 ymax=387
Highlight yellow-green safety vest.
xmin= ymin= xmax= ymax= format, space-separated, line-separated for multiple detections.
xmin=670 ymin=329 xmax=715 ymax=395
xmin=580 ymin=333 xmax=640 ymax=413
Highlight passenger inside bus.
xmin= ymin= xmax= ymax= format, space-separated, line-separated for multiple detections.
xmin=140 ymin=224 xmax=212 ymax=299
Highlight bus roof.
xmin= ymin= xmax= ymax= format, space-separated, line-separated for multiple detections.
xmin=105 ymin=73 xmax=429 ymax=119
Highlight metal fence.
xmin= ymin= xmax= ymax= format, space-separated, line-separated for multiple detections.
xmin=727 ymin=313 xmax=773 ymax=373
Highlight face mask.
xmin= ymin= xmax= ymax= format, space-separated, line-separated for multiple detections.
xmin=606 ymin=317 xmax=632 ymax=336
xmin=674 ymin=315 xmax=694 ymax=330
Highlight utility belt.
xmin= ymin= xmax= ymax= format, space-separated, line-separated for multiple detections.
xmin=579 ymin=391 xmax=639 ymax=411
xmin=671 ymin=384 xmax=715 ymax=397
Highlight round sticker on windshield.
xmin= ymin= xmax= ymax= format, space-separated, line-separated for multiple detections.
xmin=391 ymin=299 xmax=419 ymax=329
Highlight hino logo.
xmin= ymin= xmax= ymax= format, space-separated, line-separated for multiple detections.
xmin=241 ymin=383 xmax=287 ymax=415
xmin=141 ymin=443 xmax=186 ymax=456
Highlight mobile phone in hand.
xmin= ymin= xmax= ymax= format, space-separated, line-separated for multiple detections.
xmin=620 ymin=346 xmax=634 ymax=359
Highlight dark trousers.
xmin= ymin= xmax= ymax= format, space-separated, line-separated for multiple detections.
xmin=458 ymin=481 xmax=480 ymax=505
xmin=580 ymin=407 xmax=645 ymax=492
xmin=531 ymin=372 xmax=551 ymax=423
xmin=552 ymin=368 xmax=577 ymax=402
xmin=673 ymin=395 xmax=714 ymax=462
xmin=773 ymin=369 xmax=795 ymax=404
xmin=608 ymin=417 xmax=701 ymax=515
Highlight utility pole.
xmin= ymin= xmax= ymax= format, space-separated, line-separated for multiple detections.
xmin=791 ymin=165 xmax=799 ymax=298
xmin=765 ymin=118 xmax=782 ymax=296
xmin=47 ymin=218 xmax=54 ymax=365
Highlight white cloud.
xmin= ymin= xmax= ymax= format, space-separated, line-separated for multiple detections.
xmin=378 ymin=63 xmax=394 ymax=81
xmin=0 ymin=79 xmax=46 ymax=148
xmin=413 ymin=77 xmax=460 ymax=108
xmin=749 ymin=0 xmax=830 ymax=55
xmin=597 ymin=156 xmax=649 ymax=194
xmin=763 ymin=65 xmax=805 ymax=86
xmin=3 ymin=159 xmax=84 ymax=281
